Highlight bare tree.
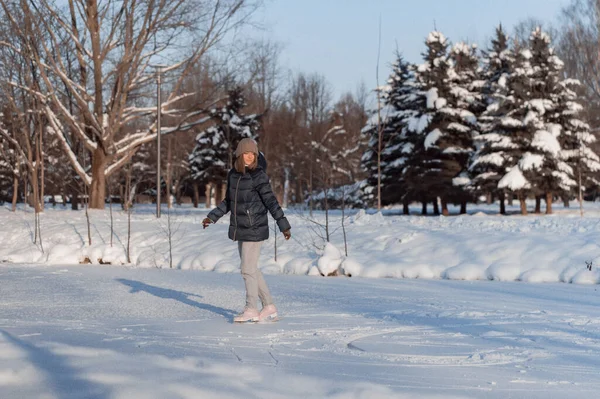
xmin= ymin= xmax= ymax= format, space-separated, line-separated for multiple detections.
xmin=288 ymin=73 xmax=332 ymax=214
xmin=0 ymin=0 xmax=259 ymax=208
xmin=0 ymin=7 xmax=46 ymax=215
xmin=0 ymin=124 xmax=22 ymax=211
xmin=557 ymin=0 xmax=600 ymax=128
xmin=512 ymin=17 xmax=557 ymax=50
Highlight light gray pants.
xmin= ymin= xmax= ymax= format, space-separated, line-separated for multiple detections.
xmin=238 ymin=241 xmax=273 ymax=310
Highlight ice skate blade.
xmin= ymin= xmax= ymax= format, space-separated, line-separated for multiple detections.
xmin=234 ymin=319 xmax=258 ymax=324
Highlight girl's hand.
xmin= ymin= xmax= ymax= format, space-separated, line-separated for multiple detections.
xmin=283 ymin=229 xmax=291 ymax=240
xmin=202 ymin=218 xmax=213 ymax=229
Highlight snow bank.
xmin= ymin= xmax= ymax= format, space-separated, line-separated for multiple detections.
xmin=2 ymin=202 xmax=600 ymax=286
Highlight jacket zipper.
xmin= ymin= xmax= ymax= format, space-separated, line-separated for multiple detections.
xmin=232 ymin=174 xmax=242 ymax=241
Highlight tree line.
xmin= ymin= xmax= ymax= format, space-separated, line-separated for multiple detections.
xmin=362 ymin=24 xmax=600 ymax=215
xmin=0 ymin=0 xmax=367 ymax=214
xmin=1 ymin=0 xmax=600 ymax=217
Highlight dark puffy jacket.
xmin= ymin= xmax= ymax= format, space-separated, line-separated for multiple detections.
xmin=207 ymin=166 xmax=291 ymax=242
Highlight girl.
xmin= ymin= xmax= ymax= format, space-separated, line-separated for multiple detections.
xmin=202 ymin=138 xmax=291 ymax=323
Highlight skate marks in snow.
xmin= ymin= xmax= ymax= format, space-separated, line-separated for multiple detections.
xmin=343 ymin=326 xmax=547 ymax=366
xmin=4 ymin=265 xmax=600 ymax=398
xmin=0 ymin=328 xmax=433 ymax=399
xmin=258 ymin=315 xmax=547 ymax=368
xmin=240 ymin=305 xmax=600 ymax=394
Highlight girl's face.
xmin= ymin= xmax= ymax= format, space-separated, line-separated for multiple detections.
xmin=243 ymin=152 xmax=256 ymax=166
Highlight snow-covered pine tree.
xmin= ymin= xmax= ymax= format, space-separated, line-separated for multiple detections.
xmin=551 ymin=78 xmax=600 ymax=203
xmin=403 ymin=31 xmax=454 ymax=215
xmin=520 ymin=27 xmax=575 ymax=214
xmin=188 ymin=86 xmax=261 ymax=189
xmin=470 ymin=25 xmax=515 ymax=214
xmin=360 ymin=54 xmax=423 ymax=212
xmin=379 ymin=55 xmax=422 ymax=214
xmin=445 ymin=42 xmax=485 ymax=214
xmin=484 ymin=27 xmax=572 ymax=215
xmin=128 ymin=144 xmax=155 ymax=204
xmin=494 ymin=46 xmax=537 ymax=215
xmin=360 ymin=85 xmax=392 ymax=208
xmin=0 ymin=135 xmax=15 ymax=205
xmin=405 ymin=31 xmax=481 ymax=216
xmin=478 ymin=33 xmax=534 ymax=215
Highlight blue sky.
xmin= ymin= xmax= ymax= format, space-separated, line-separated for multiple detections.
xmin=253 ymin=0 xmax=569 ymax=99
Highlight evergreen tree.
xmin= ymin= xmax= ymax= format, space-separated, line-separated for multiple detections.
xmin=403 ymin=31 xmax=453 ymax=215
xmin=480 ymin=27 xmax=573 ymax=215
xmin=359 ymin=87 xmax=386 ymax=207
xmin=360 ymin=84 xmax=400 ymax=208
xmin=0 ymin=136 xmax=14 ymax=203
xmin=492 ymin=41 xmax=538 ymax=214
xmin=129 ymin=143 xmax=155 ymax=201
xmin=520 ymin=27 xmax=575 ymax=213
xmin=445 ymin=41 xmax=485 ymax=213
xmin=404 ymin=31 xmax=482 ymax=215
xmin=552 ymin=78 xmax=600 ymax=201
xmin=188 ymin=86 xmax=261 ymax=185
xmin=470 ymin=25 xmax=515 ymax=214
xmin=378 ymin=55 xmax=420 ymax=211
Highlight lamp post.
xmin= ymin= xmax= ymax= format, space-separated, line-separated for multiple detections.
xmin=154 ymin=65 xmax=163 ymax=218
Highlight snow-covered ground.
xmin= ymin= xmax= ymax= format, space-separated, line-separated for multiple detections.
xmin=2 ymin=202 xmax=600 ymax=398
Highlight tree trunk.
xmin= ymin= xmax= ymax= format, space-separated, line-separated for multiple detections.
xmin=519 ymin=193 xmax=528 ymax=215
xmin=205 ymin=183 xmax=211 ymax=208
xmin=296 ymin=180 xmax=303 ymax=208
xmin=38 ymin=122 xmax=44 ymax=212
xmin=274 ymin=180 xmax=284 ymax=205
xmin=324 ymin=186 xmax=330 ymax=242
xmin=309 ymin=148 xmax=314 ymax=216
xmin=193 ymin=182 xmax=199 ymax=208
xmin=534 ymin=195 xmax=541 ymax=213
xmin=421 ymin=201 xmax=427 ymax=215
xmin=174 ymin=179 xmax=182 ymax=205
xmin=433 ymin=199 xmax=440 ymax=215
xmin=545 ymin=192 xmax=553 ymax=214
xmin=441 ymin=198 xmax=449 ymax=216
xmin=403 ymin=201 xmax=409 ymax=215
xmin=507 ymin=193 xmax=513 ymax=206
xmin=125 ymin=164 xmax=134 ymax=211
xmin=23 ymin=174 xmax=29 ymax=208
xmin=283 ymin=167 xmax=290 ymax=208
xmin=562 ymin=196 xmax=570 ymax=208
xmin=89 ymin=148 xmax=106 ymax=209
xmin=11 ymin=174 xmax=18 ymax=212
xmin=460 ymin=201 xmax=467 ymax=214
xmin=166 ymin=136 xmax=172 ymax=208
xmin=30 ymin=164 xmax=41 ymax=213
xmin=215 ymin=183 xmax=223 ymax=204
xmin=119 ymin=184 xmax=125 ymax=210
xmin=486 ymin=192 xmax=492 ymax=204
xmin=500 ymin=193 xmax=506 ymax=215
xmin=71 ymin=186 xmax=79 ymax=211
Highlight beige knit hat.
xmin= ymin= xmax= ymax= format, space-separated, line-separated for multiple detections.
xmin=235 ymin=138 xmax=258 ymax=157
